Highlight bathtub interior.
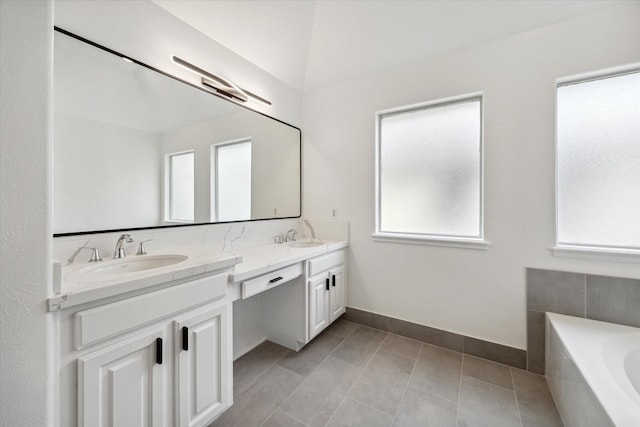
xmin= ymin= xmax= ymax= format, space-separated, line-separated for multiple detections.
xmin=625 ymin=349 xmax=640 ymax=396
xmin=602 ymin=333 xmax=640 ymax=405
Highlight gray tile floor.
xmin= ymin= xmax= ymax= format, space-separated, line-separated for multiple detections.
xmin=211 ymin=320 xmax=563 ymax=427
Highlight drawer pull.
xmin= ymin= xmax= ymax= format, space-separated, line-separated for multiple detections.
xmin=182 ymin=327 xmax=189 ymax=351
xmin=268 ymin=276 xmax=283 ymax=284
xmin=156 ymin=337 xmax=163 ymax=365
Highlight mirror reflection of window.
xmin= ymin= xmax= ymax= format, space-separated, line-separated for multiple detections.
xmin=168 ymin=151 xmax=194 ymax=222
xmin=212 ymin=139 xmax=252 ymax=222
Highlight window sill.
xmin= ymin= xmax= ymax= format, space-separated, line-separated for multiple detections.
xmin=372 ymin=232 xmax=490 ymax=250
xmin=550 ymin=245 xmax=640 ymax=263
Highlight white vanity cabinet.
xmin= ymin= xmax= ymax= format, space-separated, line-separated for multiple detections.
xmin=58 ymin=271 xmax=232 ymax=427
xmin=78 ymin=326 xmax=167 ymax=427
xmin=307 ymin=249 xmax=346 ymax=340
xmin=175 ymin=300 xmax=231 ymax=427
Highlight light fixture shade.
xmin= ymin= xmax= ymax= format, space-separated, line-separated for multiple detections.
xmin=172 ymin=55 xmax=271 ymax=106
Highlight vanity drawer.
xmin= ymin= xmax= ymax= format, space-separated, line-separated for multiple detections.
xmin=74 ymin=273 xmax=227 ymax=349
xmin=242 ymin=263 xmax=303 ymax=299
xmin=307 ymin=250 xmax=345 ymax=276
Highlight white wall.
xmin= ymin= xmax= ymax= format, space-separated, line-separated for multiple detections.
xmin=3 ymin=1 xmax=306 ymax=425
xmin=54 ymin=0 xmax=302 ymax=127
xmin=0 ymin=0 xmax=53 ymax=425
xmin=161 ymin=110 xmax=300 ymax=222
xmin=54 ymin=113 xmax=161 ymax=233
xmin=303 ymin=3 xmax=640 ymax=349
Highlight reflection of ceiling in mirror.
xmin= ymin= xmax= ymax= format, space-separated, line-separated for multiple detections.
xmin=54 ymin=32 xmax=239 ymax=133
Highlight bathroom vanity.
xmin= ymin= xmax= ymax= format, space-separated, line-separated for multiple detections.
xmin=49 ymin=240 xmax=347 ymax=427
xmin=47 ymin=25 xmax=343 ymax=427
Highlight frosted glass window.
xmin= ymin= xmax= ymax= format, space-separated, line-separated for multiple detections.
xmin=377 ymin=96 xmax=482 ymax=238
xmin=557 ymin=71 xmax=640 ymax=249
xmin=168 ymin=151 xmax=194 ymax=221
xmin=214 ymin=140 xmax=251 ymax=221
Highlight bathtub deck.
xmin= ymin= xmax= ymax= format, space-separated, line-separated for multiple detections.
xmin=547 ymin=312 xmax=640 ymax=427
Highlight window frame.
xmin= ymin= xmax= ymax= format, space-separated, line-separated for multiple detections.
xmin=372 ymin=92 xmax=489 ymax=249
xmin=553 ymin=64 xmax=640 ymax=261
xmin=164 ymin=150 xmax=195 ymax=223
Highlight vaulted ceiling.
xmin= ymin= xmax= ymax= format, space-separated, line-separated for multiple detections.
xmin=152 ymin=0 xmax=628 ymax=93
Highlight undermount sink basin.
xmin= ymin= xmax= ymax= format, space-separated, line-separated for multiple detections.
xmin=286 ymin=241 xmax=325 ymax=248
xmin=78 ymin=254 xmax=188 ymax=276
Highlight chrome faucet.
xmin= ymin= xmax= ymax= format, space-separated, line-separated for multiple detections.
xmin=114 ymin=234 xmax=134 ymax=259
xmin=285 ymin=229 xmax=297 ymax=242
xmin=303 ymin=219 xmax=318 ymax=241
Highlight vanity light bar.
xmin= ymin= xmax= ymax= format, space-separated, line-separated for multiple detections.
xmin=201 ymin=77 xmax=248 ymax=102
xmin=172 ymin=56 xmax=272 ymax=106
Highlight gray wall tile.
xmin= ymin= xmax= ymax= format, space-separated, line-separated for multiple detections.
xmin=389 ymin=317 xmax=464 ymax=352
xmin=526 ymin=310 xmax=546 ymax=375
xmin=586 ymin=275 xmax=640 ymax=327
xmin=343 ymin=307 xmax=390 ymax=331
xmin=346 ymin=306 xmax=527 ymax=367
xmin=345 ymin=307 xmax=465 ymax=352
xmin=464 ymin=336 xmax=526 ymax=369
xmin=526 ymin=268 xmax=585 ymax=316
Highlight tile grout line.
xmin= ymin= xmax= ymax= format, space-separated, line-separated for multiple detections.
xmin=234 ymin=347 xmax=289 ymax=397
xmin=323 ymin=328 xmax=389 ymax=426
xmin=584 ymin=274 xmax=587 ymax=318
xmin=455 ymin=353 xmax=465 ymax=427
xmin=389 ymin=341 xmax=423 ymax=426
xmin=510 ymin=367 xmax=525 ymax=427
xmin=260 ymin=322 xmax=357 ymax=427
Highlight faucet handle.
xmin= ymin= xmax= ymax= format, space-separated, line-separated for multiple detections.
xmin=136 ymin=239 xmax=154 ymax=256
xmin=79 ymin=246 xmax=102 ymax=263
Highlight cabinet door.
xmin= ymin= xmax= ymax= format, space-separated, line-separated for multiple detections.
xmin=329 ymin=265 xmax=346 ymax=323
xmin=175 ymin=300 xmax=232 ymax=427
xmin=308 ymin=274 xmax=330 ymax=339
xmin=78 ymin=328 xmax=166 ymax=427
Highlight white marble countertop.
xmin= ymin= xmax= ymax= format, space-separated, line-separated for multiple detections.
xmin=230 ymin=240 xmax=348 ymax=283
xmin=48 ymin=240 xmax=348 ymax=311
xmin=48 ymin=247 xmax=241 ymax=311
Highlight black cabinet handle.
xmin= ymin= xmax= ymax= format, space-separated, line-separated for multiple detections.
xmin=156 ymin=337 xmax=163 ymax=365
xmin=325 ymin=278 xmax=330 ymax=291
xmin=182 ymin=326 xmax=189 ymax=351
xmin=332 ymin=275 xmax=336 ymax=287
xmin=269 ymin=276 xmax=283 ymax=284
